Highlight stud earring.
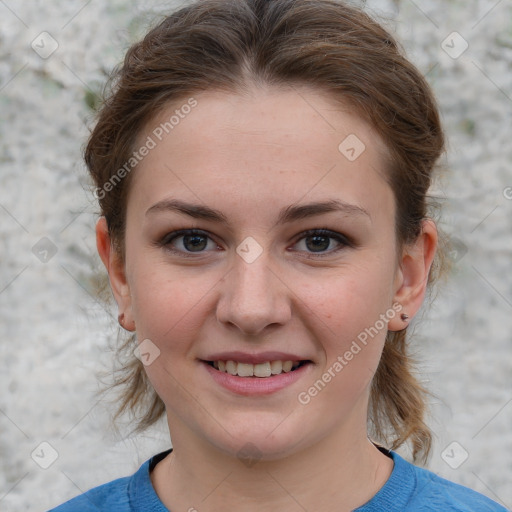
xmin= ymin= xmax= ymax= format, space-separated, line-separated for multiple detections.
xmin=400 ymin=313 xmax=409 ymax=322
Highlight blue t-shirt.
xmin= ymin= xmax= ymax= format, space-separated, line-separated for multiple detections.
xmin=49 ymin=448 xmax=509 ymax=511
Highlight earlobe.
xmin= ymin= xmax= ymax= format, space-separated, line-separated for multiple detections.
xmin=388 ymin=219 xmax=438 ymax=332
xmin=96 ymin=217 xmax=136 ymax=332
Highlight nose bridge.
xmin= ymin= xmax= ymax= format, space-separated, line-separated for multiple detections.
xmin=216 ymin=247 xmax=291 ymax=335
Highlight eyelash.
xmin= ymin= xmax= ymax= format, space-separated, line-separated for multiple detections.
xmin=157 ymin=228 xmax=353 ymax=258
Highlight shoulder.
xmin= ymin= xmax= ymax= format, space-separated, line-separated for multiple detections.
xmin=357 ymin=449 xmax=509 ymax=512
xmin=47 ymin=449 xmax=172 ymax=512
xmin=397 ymin=452 xmax=509 ymax=512
xmin=47 ymin=474 xmax=132 ymax=511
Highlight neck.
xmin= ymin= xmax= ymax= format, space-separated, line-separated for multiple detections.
xmin=151 ymin=414 xmax=393 ymax=512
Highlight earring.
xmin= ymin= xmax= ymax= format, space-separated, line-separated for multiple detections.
xmin=400 ymin=313 xmax=410 ymax=322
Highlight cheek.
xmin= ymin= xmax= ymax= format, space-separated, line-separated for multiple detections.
xmin=128 ymin=267 xmax=216 ymax=397
xmin=311 ymin=260 xmax=395 ymax=327
xmin=296 ymin=285 xmax=393 ymax=420
xmin=304 ymin=259 xmax=396 ymax=373
xmin=130 ymin=264 xmax=217 ymax=347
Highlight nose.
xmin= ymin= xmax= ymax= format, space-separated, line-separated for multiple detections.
xmin=215 ymin=251 xmax=292 ymax=337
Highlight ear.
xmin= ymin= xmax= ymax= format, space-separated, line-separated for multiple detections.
xmin=96 ymin=217 xmax=136 ymax=331
xmin=387 ymin=219 xmax=438 ymax=331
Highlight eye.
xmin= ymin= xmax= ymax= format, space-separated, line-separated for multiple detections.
xmin=292 ymin=229 xmax=352 ymax=256
xmin=159 ymin=229 xmax=219 ymax=255
xmin=158 ymin=228 xmax=352 ymax=258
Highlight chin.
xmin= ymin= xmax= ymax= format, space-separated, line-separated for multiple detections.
xmin=203 ymin=413 xmax=314 ymax=463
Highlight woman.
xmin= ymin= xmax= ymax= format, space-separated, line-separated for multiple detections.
xmin=50 ymin=0 xmax=509 ymax=510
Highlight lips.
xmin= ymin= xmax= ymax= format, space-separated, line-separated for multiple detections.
xmin=199 ymin=351 xmax=313 ymax=394
xmin=201 ymin=358 xmax=312 ymax=395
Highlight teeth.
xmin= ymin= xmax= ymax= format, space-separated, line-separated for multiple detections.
xmin=254 ymin=362 xmax=271 ymax=378
xmin=237 ymin=363 xmax=254 ymax=377
xmin=212 ymin=360 xmax=303 ymax=377
xmin=282 ymin=361 xmax=293 ymax=372
xmin=226 ymin=360 xmax=237 ymax=374
xmin=270 ymin=360 xmax=282 ymax=374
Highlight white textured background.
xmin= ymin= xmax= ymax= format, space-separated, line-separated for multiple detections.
xmin=0 ymin=1 xmax=511 ymax=510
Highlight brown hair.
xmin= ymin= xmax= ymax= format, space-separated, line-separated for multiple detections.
xmin=86 ymin=0 xmax=447 ymax=463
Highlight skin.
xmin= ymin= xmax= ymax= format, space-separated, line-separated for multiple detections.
xmin=97 ymin=84 xmax=437 ymax=511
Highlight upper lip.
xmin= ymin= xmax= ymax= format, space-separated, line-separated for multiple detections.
xmin=201 ymin=351 xmax=312 ymax=365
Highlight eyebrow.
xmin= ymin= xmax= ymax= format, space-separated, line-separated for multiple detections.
xmin=145 ymin=198 xmax=370 ymax=225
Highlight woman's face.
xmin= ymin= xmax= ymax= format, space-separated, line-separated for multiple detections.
xmin=110 ymin=85 xmax=411 ymax=459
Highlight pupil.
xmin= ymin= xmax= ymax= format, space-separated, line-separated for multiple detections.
xmin=184 ymin=235 xmax=207 ymax=251
xmin=306 ymin=235 xmax=329 ymax=252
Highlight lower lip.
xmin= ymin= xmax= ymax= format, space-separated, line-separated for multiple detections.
xmin=201 ymin=361 xmax=312 ymax=396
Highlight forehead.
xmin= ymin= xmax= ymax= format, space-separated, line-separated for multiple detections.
xmin=128 ymin=85 xmax=394 ymax=225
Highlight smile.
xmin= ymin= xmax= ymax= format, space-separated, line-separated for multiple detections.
xmin=206 ymin=360 xmax=309 ymax=377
